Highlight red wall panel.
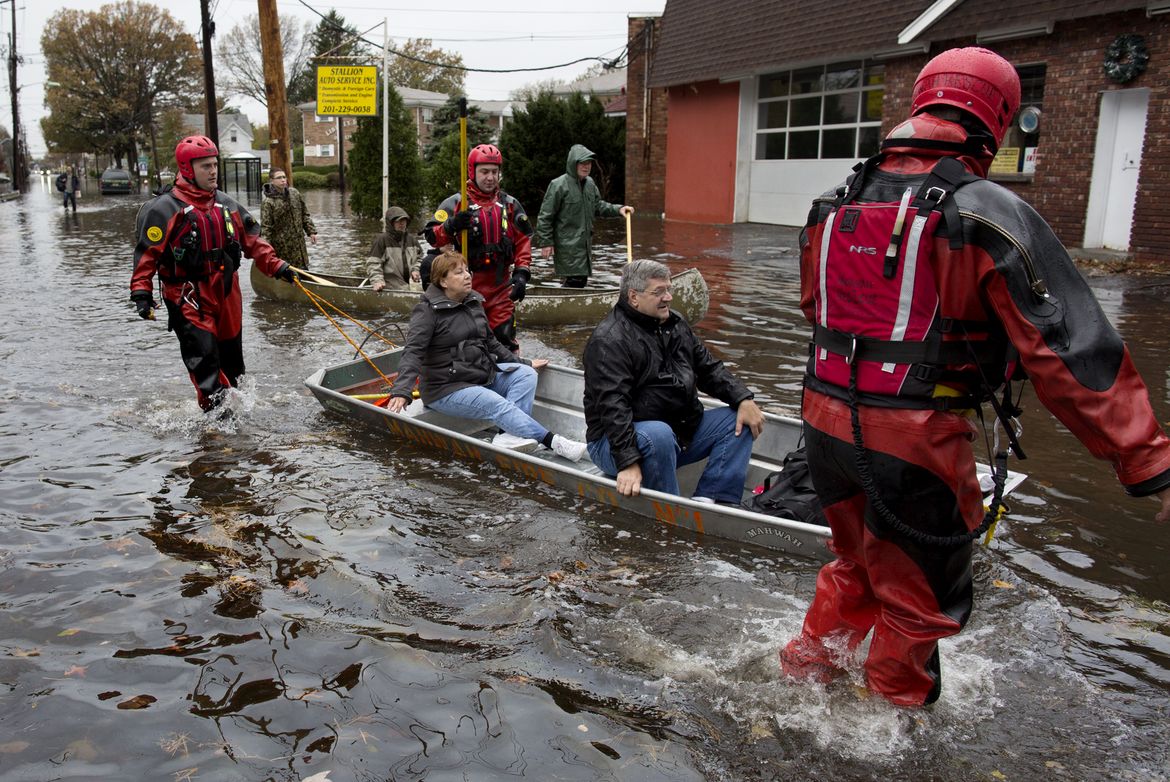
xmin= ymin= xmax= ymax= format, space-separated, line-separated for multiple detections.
xmin=664 ymin=81 xmax=739 ymax=223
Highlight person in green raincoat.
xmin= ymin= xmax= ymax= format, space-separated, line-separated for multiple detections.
xmin=261 ymin=168 xmax=318 ymax=268
xmin=534 ymin=145 xmax=633 ymax=288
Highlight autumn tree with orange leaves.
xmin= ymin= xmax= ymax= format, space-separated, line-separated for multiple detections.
xmin=41 ymin=1 xmax=201 ymax=172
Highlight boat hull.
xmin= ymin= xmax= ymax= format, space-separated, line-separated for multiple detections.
xmin=307 ymin=349 xmax=831 ymax=559
xmin=252 ymin=263 xmax=710 ymax=325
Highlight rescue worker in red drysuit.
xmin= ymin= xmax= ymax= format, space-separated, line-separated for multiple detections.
xmin=425 ymin=144 xmax=533 ymax=352
xmin=129 ymin=136 xmax=297 ymax=411
xmin=782 ymin=47 xmax=1170 ymax=707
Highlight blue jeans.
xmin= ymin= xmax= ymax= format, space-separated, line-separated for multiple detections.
xmin=427 ymin=363 xmax=549 ymax=442
xmin=587 ymin=407 xmax=754 ymax=503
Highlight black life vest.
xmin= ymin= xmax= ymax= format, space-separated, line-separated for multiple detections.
xmin=166 ymin=199 xmax=242 ymax=288
xmin=467 ymin=197 xmax=515 ymax=277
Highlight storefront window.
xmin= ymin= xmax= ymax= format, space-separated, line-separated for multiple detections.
xmin=994 ymin=64 xmax=1045 ymax=175
xmin=756 ymin=61 xmax=884 ymax=160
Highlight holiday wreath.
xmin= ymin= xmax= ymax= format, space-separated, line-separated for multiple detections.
xmin=1104 ymin=34 xmax=1149 ymax=84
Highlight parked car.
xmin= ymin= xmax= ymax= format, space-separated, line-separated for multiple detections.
xmin=98 ymin=168 xmax=132 ymax=195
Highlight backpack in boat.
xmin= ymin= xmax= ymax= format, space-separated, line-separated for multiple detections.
xmin=809 ymin=155 xmax=987 ymax=402
xmin=745 ymin=446 xmax=827 ymax=527
xmin=55 ymin=173 xmax=68 ymax=192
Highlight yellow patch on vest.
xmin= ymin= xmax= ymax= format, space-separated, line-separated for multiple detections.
xmin=146 ymin=226 xmax=164 ymax=243
xmin=434 ymin=209 xmax=449 ymax=222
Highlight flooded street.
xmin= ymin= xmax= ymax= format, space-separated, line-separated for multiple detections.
xmin=1 ymin=180 xmax=1168 ymax=781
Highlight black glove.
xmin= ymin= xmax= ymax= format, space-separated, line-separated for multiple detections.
xmin=508 ymin=269 xmax=530 ymax=302
xmin=130 ymin=290 xmax=157 ymax=320
xmin=275 ymin=262 xmax=298 ymax=284
xmin=444 ymin=210 xmax=474 ymax=235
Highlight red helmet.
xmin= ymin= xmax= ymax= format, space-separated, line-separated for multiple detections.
xmin=175 ymin=135 xmax=220 ymax=179
xmin=468 ymin=143 xmax=502 ymax=173
xmin=910 ymin=47 xmax=1021 ymax=146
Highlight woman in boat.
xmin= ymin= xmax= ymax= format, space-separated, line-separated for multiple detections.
xmin=386 ymin=249 xmax=588 ymax=461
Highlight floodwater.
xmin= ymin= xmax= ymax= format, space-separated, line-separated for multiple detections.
xmin=1 ymin=181 xmax=1168 ymax=782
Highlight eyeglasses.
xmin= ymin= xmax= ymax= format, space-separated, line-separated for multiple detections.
xmin=638 ymin=285 xmax=672 ymax=298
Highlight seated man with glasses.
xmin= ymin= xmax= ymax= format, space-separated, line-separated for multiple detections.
xmin=583 ymin=259 xmax=765 ymax=502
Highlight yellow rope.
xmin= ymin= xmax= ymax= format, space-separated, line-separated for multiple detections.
xmin=294 ymin=277 xmax=399 ymax=393
xmin=298 ymin=281 xmax=399 ymax=350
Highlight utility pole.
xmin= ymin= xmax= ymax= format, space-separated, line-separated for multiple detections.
xmin=336 ymin=116 xmax=344 ymax=192
xmin=199 ymin=0 xmax=219 ymax=146
xmin=6 ymin=0 xmax=23 ymax=192
xmin=257 ymin=0 xmax=290 ymax=182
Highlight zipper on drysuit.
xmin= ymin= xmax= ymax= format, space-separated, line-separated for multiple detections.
xmin=961 ymin=210 xmax=1050 ymax=300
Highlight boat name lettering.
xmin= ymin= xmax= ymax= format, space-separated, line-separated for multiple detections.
xmin=745 ymin=526 xmax=803 ymax=546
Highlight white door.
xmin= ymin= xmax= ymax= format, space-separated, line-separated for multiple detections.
xmin=1084 ymin=89 xmax=1149 ymax=250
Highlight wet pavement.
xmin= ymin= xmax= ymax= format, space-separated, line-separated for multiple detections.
xmin=0 ymin=179 xmax=1168 ymax=781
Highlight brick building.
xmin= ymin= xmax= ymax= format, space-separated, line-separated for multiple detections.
xmin=299 ymin=104 xmax=361 ymax=167
xmin=630 ymin=1 xmax=1170 ymax=265
xmin=299 ymin=89 xmax=515 ymax=166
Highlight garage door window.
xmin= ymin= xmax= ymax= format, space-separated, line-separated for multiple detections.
xmin=756 ymin=61 xmax=884 ymax=160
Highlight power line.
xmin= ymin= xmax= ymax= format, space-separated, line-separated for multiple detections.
xmin=294 ymin=0 xmax=626 ymax=75
xmin=287 ymin=2 xmax=645 ymax=16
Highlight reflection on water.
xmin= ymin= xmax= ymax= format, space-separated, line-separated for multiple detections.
xmin=0 ymin=184 xmax=1167 ymax=780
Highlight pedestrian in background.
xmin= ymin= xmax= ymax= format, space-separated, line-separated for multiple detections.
xmin=534 ymin=144 xmax=633 ymax=288
xmin=261 ymin=168 xmax=317 ymax=269
xmin=57 ymin=166 xmax=79 ymax=212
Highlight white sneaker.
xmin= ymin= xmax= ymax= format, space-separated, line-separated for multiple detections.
xmin=550 ymin=434 xmax=588 ymax=462
xmin=692 ymin=496 xmax=716 ymax=504
xmin=491 ymin=431 xmax=539 ymax=452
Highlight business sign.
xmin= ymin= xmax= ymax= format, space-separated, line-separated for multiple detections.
xmin=989 ymin=147 xmax=1020 ymax=175
xmin=316 ymin=65 xmax=378 ymax=116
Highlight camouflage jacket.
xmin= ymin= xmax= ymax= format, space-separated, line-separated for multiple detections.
xmin=260 ymin=185 xmax=316 ymax=266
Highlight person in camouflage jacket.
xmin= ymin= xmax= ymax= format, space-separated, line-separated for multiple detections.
xmin=261 ymin=168 xmax=317 ymax=268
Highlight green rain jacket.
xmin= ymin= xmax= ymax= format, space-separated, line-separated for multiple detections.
xmin=534 ymin=144 xmax=623 ymax=278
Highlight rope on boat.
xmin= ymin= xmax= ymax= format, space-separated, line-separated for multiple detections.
xmin=294 ymin=277 xmax=400 ymax=392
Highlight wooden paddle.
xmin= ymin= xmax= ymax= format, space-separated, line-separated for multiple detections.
xmin=288 ymin=266 xmax=340 ymax=287
xmin=459 ymin=98 xmax=468 ymax=253
xmin=625 ymin=210 xmax=633 ymax=264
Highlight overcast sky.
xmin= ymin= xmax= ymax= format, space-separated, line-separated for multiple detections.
xmin=1 ymin=0 xmax=665 ymax=157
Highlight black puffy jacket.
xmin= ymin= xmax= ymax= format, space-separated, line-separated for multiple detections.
xmin=583 ymin=298 xmax=754 ymax=470
xmin=390 ymin=285 xmax=524 ymax=405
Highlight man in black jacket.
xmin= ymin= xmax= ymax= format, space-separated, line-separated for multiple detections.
xmin=583 ymin=259 xmax=765 ymax=502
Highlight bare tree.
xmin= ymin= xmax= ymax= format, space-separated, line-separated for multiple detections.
xmin=216 ymin=13 xmax=312 ymax=108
